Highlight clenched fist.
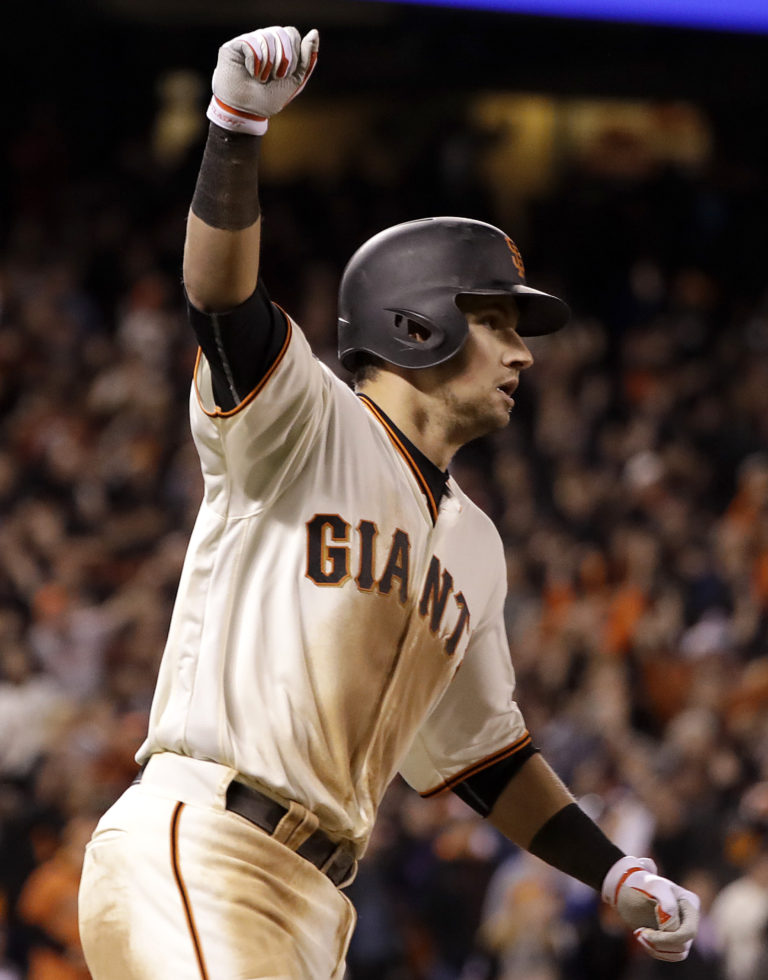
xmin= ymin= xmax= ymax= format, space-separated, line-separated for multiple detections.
xmin=207 ymin=26 xmax=319 ymax=135
xmin=602 ymin=856 xmax=701 ymax=962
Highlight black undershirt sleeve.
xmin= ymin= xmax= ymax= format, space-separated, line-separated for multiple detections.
xmin=451 ymin=743 xmax=539 ymax=817
xmin=186 ymin=279 xmax=288 ymax=411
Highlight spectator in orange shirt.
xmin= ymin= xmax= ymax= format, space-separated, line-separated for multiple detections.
xmin=17 ymin=814 xmax=96 ymax=980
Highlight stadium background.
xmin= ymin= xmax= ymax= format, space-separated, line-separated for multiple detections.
xmin=1 ymin=1 xmax=768 ymax=977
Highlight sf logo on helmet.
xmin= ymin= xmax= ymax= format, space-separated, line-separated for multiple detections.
xmin=505 ymin=237 xmax=526 ymax=279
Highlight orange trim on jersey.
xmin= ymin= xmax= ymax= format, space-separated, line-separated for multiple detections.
xmin=194 ymin=313 xmax=293 ymax=418
xmin=170 ymin=802 xmax=210 ymax=980
xmin=419 ymin=732 xmax=533 ymax=798
xmin=358 ymin=395 xmax=439 ymax=523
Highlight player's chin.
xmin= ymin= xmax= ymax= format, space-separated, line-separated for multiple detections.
xmin=487 ymin=399 xmax=514 ymax=429
xmin=469 ymin=410 xmax=511 ymax=442
xmin=455 ymin=400 xmax=511 ymax=443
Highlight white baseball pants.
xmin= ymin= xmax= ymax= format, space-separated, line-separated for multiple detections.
xmin=78 ymin=754 xmax=357 ymax=979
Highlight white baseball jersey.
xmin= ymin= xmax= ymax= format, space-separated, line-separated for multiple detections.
xmin=137 ymin=313 xmax=530 ymax=854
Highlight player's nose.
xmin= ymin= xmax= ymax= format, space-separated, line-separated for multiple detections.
xmin=503 ymin=333 xmax=534 ymax=371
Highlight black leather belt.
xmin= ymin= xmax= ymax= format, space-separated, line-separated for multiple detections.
xmin=225 ymin=781 xmax=356 ymax=888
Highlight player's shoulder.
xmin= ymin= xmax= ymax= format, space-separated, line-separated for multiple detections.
xmin=314 ymin=354 xmax=363 ymax=406
xmin=448 ymin=478 xmax=504 ymax=543
xmin=312 ymin=355 xmax=392 ymax=442
xmin=281 ymin=314 xmax=357 ymax=399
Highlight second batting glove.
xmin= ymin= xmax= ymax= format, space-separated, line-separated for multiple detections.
xmin=207 ymin=25 xmax=319 ymax=135
xmin=602 ymin=856 xmax=701 ymax=962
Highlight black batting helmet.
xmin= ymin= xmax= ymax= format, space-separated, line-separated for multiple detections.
xmin=337 ymin=216 xmax=569 ymax=371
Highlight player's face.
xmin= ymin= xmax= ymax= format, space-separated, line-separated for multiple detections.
xmin=426 ymin=295 xmax=534 ymax=444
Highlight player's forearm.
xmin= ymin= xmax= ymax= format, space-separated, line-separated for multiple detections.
xmin=183 ymin=28 xmax=318 ymax=313
xmin=487 ymin=753 xmax=575 ymax=848
xmin=183 ymin=124 xmax=263 ymax=313
xmin=488 ymin=753 xmax=624 ymax=891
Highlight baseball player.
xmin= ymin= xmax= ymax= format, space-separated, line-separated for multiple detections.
xmin=77 ymin=25 xmax=701 ymax=979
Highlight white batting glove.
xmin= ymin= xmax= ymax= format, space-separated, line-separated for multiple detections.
xmin=602 ymin=856 xmax=701 ymax=962
xmin=207 ymin=26 xmax=319 ymax=136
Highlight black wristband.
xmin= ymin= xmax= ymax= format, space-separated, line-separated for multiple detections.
xmin=527 ymin=803 xmax=625 ymax=891
xmin=190 ymin=123 xmax=262 ymax=230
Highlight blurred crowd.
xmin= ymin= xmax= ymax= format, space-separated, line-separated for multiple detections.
xmin=1 ymin=82 xmax=768 ymax=980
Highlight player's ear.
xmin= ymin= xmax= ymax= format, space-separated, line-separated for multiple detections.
xmin=395 ymin=315 xmax=431 ymax=344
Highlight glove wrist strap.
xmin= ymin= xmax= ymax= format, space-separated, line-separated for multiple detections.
xmin=207 ymin=95 xmax=269 ymax=136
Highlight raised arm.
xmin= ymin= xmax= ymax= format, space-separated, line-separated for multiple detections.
xmin=183 ymin=26 xmax=319 ymax=312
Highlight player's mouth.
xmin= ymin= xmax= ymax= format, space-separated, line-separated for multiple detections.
xmin=496 ymin=379 xmax=518 ymax=407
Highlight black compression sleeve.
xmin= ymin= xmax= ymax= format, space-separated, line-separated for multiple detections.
xmin=190 ymin=123 xmax=262 ymax=230
xmin=452 ymin=743 xmax=539 ymax=817
xmin=528 ymin=803 xmax=625 ymax=891
xmin=187 ymin=279 xmax=288 ymax=411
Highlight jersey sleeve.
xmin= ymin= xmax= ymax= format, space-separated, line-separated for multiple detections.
xmin=189 ymin=298 xmax=332 ymax=517
xmin=398 ymin=547 xmax=530 ymax=798
xmin=187 ymin=280 xmax=287 ymax=412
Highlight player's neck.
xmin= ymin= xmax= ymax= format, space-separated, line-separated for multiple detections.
xmin=356 ymin=372 xmax=459 ymax=472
